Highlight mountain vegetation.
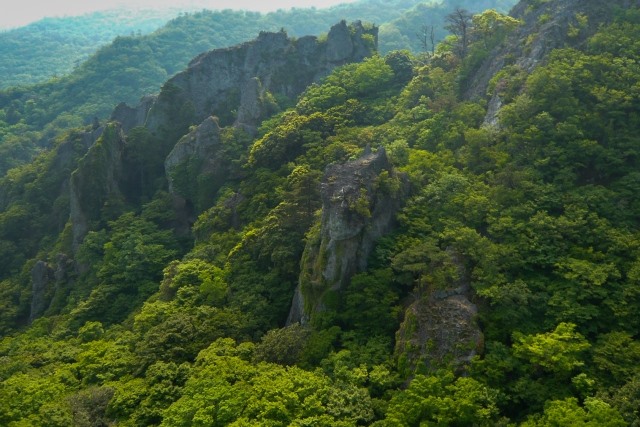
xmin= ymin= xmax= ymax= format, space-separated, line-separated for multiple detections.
xmin=0 ymin=0 xmax=516 ymax=176
xmin=0 ymin=8 xmax=198 ymax=90
xmin=1 ymin=0 xmax=640 ymax=425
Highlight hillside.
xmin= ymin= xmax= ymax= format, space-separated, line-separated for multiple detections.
xmin=1 ymin=0 xmax=640 ymax=425
xmin=0 ymin=0 xmax=518 ymax=90
xmin=0 ymin=8 xmax=196 ymax=90
xmin=0 ymin=0 xmax=515 ymax=176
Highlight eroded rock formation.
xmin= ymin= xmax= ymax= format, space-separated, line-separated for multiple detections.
xmin=142 ymin=20 xmax=378 ymax=135
xmin=393 ymin=247 xmax=483 ymax=376
xmin=69 ymin=123 xmax=127 ymax=251
xmin=288 ymin=147 xmax=406 ymax=324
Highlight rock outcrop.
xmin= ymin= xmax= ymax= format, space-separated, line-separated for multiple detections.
xmin=288 ymin=147 xmax=406 ymax=324
xmin=30 ymin=261 xmax=54 ymax=322
xmin=466 ymin=0 xmax=640 ymax=106
xmin=165 ymin=116 xmax=224 ymax=195
xmin=69 ymin=123 xmax=127 ymax=251
xmin=152 ymin=20 xmax=378 ymax=224
xmin=143 ymin=20 xmax=377 ymax=135
xmin=164 ymin=116 xmax=227 ymax=229
xmin=66 ymin=20 xmax=378 ymax=252
xmin=29 ymin=254 xmax=75 ymax=323
xmin=110 ymin=95 xmax=156 ymax=133
xmin=394 ymin=251 xmax=483 ymax=376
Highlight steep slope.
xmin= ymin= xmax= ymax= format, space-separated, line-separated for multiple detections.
xmin=0 ymin=0 xmax=514 ymax=178
xmin=1 ymin=1 xmax=640 ymax=425
xmin=288 ymin=147 xmax=406 ymax=324
xmin=20 ymin=20 xmax=378 ymax=328
xmin=379 ymin=0 xmax=518 ymax=54
xmin=466 ymin=0 xmax=640 ymax=101
xmin=145 ymin=20 xmax=377 ymax=132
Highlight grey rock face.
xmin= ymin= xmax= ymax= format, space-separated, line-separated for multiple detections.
xmin=69 ymin=124 xmax=127 ymax=252
xmin=165 ymin=116 xmax=223 ymax=194
xmin=395 ymin=292 xmax=483 ymax=375
xmin=466 ymin=0 xmax=640 ymax=103
xmin=288 ymin=148 xmax=406 ymax=324
xmin=483 ymin=92 xmax=503 ymax=128
xmin=29 ymin=254 xmax=74 ymax=323
xmin=164 ymin=116 xmax=226 ymax=229
xmin=236 ymin=77 xmax=264 ymax=132
xmin=326 ymin=20 xmax=355 ymax=62
xmin=394 ymin=250 xmax=483 ymax=375
xmin=30 ymin=261 xmax=54 ymax=322
xmin=143 ymin=21 xmax=378 ymax=135
xmin=110 ymin=95 xmax=156 ymax=133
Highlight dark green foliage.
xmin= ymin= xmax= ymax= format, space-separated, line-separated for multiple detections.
xmin=253 ymin=323 xmax=312 ymax=366
xmin=340 ymin=269 xmax=403 ymax=340
xmin=71 ymin=212 xmax=179 ymax=326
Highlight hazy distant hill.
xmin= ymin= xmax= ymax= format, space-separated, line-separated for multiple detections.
xmin=0 ymin=8 xmax=198 ymax=89
xmin=0 ymin=0 xmax=519 ymax=90
xmin=379 ymin=0 xmax=518 ymax=53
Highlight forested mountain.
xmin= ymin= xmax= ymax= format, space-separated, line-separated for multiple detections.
xmin=0 ymin=0 xmax=518 ymax=91
xmin=0 ymin=0 xmax=516 ymax=176
xmin=2 ymin=0 xmax=640 ymax=425
xmin=0 ymin=8 xmax=196 ymax=90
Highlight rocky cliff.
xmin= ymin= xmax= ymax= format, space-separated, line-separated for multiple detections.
xmin=163 ymin=116 xmax=229 ymax=229
xmin=56 ymin=21 xmax=380 ymax=253
xmin=288 ymin=147 xmax=406 ymax=324
xmin=69 ymin=123 xmax=127 ymax=252
xmin=141 ymin=20 xmax=377 ymax=136
xmin=25 ymin=20 xmax=380 ymax=321
xmin=394 ymin=250 xmax=483 ymax=376
xmin=20 ymin=126 xmax=100 ymax=322
xmin=110 ymin=95 xmax=157 ymax=133
xmin=157 ymin=20 xmax=378 ymax=225
xmin=467 ymin=0 xmax=640 ymax=124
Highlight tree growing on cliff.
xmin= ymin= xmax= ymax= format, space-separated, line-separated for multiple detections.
xmin=445 ymin=7 xmax=474 ymax=59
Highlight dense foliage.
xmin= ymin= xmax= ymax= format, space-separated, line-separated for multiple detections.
xmin=1 ymin=1 xmax=640 ymax=426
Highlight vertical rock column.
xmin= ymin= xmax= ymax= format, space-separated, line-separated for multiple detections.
xmin=288 ymin=148 xmax=405 ymax=324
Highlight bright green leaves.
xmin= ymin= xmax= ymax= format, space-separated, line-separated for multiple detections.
xmin=73 ymin=339 xmax=138 ymax=385
xmin=248 ymin=111 xmax=332 ymax=169
xmin=107 ymin=361 xmax=190 ymax=425
xmin=297 ymin=84 xmax=348 ymax=115
xmin=0 ymin=371 xmax=74 ymax=426
xmin=161 ymin=258 xmax=228 ymax=305
xmin=379 ymin=371 xmax=500 ymax=426
xmin=71 ymin=212 xmax=178 ymax=326
xmin=162 ymin=339 xmax=375 ymax=427
xmin=251 ymin=55 xmax=398 ymax=169
xmin=521 ymin=397 xmax=626 ymax=427
xmin=513 ymin=323 xmax=590 ymax=375
xmin=471 ymin=9 xmax=521 ymax=50
xmin=298 ymin=56 xmax=394 ymax=116
xmin=132 ymin=296 xmax=249 ymax=367
xmin=349 ymin=56 xmax=395 ymax=97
